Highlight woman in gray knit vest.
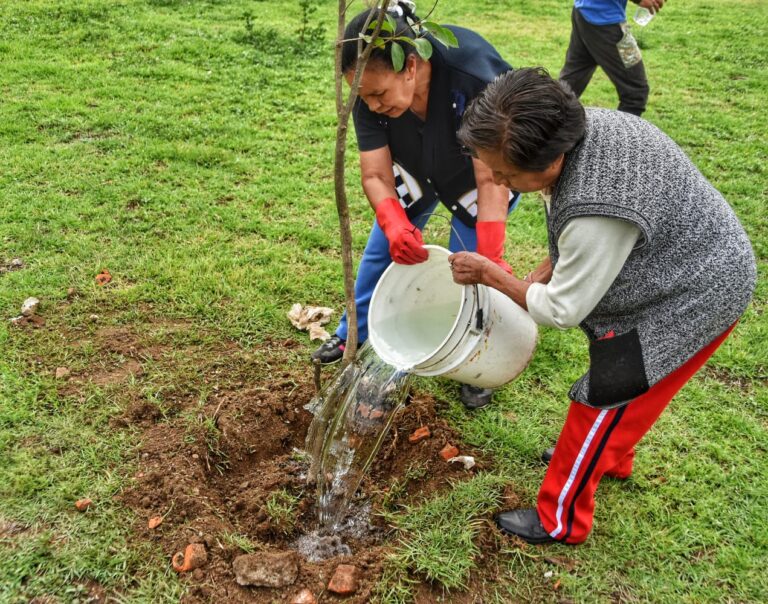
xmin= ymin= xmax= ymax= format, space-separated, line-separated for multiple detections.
xmin=449 ymin=68 xmax=757 ymax=545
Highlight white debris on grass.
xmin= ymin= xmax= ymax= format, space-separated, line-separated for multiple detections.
xmin=448 ymin=455 xmax=476 ymax=470
xmin=21 ymin=297 xmax=40 ymax=317
xmin=287 ymin=303 xmax=334 ymax=341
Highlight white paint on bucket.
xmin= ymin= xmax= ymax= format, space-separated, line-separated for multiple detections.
xmin=368 ymin=245 xmax=538 ymax=388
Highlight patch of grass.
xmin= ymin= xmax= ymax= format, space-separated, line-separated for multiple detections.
xmin=219 ymin=531 xmax=262 ymax=555
xmin=379 ymin=474 xmax=506 ymax=591
xmin=263 ymin=488 xmax=301 ymax=535
xmin=378 ymin=462 xmax=429 ymax=511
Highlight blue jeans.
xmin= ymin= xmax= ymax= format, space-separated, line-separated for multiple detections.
xmin=336 ymin=195 xmax=520 ymax=343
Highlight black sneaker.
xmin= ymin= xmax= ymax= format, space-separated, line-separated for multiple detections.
xmin=311 ymin=335 xmax=346 ymax=364
xmin=460 ymin=384 xmax=494 ymax=409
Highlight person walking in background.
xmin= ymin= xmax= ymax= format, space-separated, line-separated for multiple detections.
xmin=312 ymin=1 xmax=520 ymax=410
xmin=560 ymin=0 xmax=665 ymax=116
xmin=450 ymin=68 xmax=756 ymax=544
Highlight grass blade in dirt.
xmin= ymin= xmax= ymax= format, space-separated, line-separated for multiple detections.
xmin=305 ymin=344 xmax=413 ymax=529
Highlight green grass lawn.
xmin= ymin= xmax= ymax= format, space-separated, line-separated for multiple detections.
xmin=1 ymin=0 xmax=766 ymax=602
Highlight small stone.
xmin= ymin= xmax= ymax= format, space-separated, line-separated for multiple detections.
xmin=233 ymin=552 xmax=299 ymax=587
xmin=409 ymin=426 xmax=431 ymax=443
xmin=172 ymin=543 xmax=208 ymax=572
xmin=75 ymin=498 xmax=93 ymax=512
xmin=544 ymin=570 xmax=554 ymax=578
xmin=89 ymin=314 xmax=99 ymax=322
xmin=21 ymin=297 xmax=40 ymax=317
xmin=439 ymin=444 xmax=460 ymax=461
xmin=10 ymin=258 xmax=23 ymax=268
xmin=291 ymin=588 xmax=318 ymax=604
xmin=55 ymin=367 xmax=71 ymax=380
xmin=191 ymin=454 xmax=199 ymax=460
xmin=328 ymin=564 xmax=359 ymax=596
xmin=148 ymin=516 xmax=163 ymax=529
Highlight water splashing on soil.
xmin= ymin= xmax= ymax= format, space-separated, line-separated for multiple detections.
xmin=305 ymin=343 xmax=413 ymax=532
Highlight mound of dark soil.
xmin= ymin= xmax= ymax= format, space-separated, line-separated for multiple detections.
xmin=56 ymin=324 xmax=488 ymax=602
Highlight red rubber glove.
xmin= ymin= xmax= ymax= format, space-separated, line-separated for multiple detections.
xmin=375 ymin=197 xmax=429 ymax=264
xmin=476 ymin=221 xmax=513 ymax=274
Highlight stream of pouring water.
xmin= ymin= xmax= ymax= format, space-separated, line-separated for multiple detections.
xmin=304 ymin=342 xmax=413 ymax=530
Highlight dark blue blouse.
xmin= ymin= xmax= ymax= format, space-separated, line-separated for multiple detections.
xmin=352 ymin=26 xmax=514 ymax=228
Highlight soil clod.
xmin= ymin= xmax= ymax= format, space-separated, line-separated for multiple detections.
xmin=233 ymin=552 xmax=299 ymax=587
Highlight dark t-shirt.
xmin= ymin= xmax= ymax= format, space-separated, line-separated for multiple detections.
xmin=352 ymin=26 xmax=513 ymax=228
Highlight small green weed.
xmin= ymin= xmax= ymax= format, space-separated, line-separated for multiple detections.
xmin=263 ymin=488 xmax=301 ymax=535
xmin=219 ymin=531 xmax=262 ymax=554
xmin=379 ymin=462 xmax=428 ymax=511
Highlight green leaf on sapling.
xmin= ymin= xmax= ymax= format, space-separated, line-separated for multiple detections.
xmin=385 ymin=13 xmax=397 ymax=33
xmin=413 ymin=37 xmax=432 ymax=60
xmin=421 ymin=21 xmax=459 ymax=47
xmin=391 ymin=41 xmax=405 ymax=71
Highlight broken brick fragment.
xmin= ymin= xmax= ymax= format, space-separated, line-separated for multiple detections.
xmin=75 ymin=498 xmax=92 ymax=512
xmin=328 ymin=564 xmax=359 ymax=596
xmin=439 ymin=444 xmax=459 ymax=461
xmin=95 ymin=269 xmax=112 ymax=286
xmin=408 ymin=426 xmax=431 ymax=443
xmin=291 ymin=588 xmax=318 ymax=604
xmin=148 ymin=516 xmax=163 ymax=529
xmin=172 ymin=543 xmax=208 ymax=573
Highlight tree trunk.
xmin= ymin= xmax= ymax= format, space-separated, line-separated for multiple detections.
xmin=333 ymin=0 xmax=388 ymax=366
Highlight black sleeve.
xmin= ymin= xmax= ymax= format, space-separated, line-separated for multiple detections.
xmin=351 ymin=98 xmax=389 ymax=152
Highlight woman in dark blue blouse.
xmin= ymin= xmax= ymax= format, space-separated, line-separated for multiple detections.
xmin=312 ymin=1 xmax=519 ymax=409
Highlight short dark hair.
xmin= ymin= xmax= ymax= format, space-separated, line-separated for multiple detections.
xmin=341 ymin=2 xmax=419 ymax=74
xmin=458 ymin=68 xmax=586 ymax=171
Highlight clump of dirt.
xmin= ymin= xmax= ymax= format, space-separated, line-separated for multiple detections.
xmin=55 ymin=323 xmax=496 ymax=602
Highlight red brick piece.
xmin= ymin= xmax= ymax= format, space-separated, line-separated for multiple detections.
xmin=291 ymin=589 xmax=318 ymax=604
xmin=148 ymin=516 xmax=163 ymax=529
xmin=439 ymin=444 xmax=459 ymax=461
xmin=328 ymin=564 xmax=359 ymax=596
xmin=172 ymin=543 xmax=208 ymax=573
xmin=409 ymin=426 xmax=431 ymax=443
xmin=75 ymin=498 xmax=92 ymax=512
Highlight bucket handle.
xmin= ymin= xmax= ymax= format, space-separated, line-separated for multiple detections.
xmin=418 ymin=212 xmax=470 ymax=253
xmin=420 ymin=212 xmax=485 ymax=333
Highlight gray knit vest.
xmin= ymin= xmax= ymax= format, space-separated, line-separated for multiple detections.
xmin=548 ymin=108 xmax=756 ymax=407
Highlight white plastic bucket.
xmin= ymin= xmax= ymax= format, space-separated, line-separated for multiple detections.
xmin=368 ymin=245 xmax=538 ymax=388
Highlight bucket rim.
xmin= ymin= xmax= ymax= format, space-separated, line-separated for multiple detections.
xmin=369 ymin=245 xmax=471 ymax=371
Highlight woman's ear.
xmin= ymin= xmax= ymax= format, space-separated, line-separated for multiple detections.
xmin=405 ymin=54 xmax=418 ymax=78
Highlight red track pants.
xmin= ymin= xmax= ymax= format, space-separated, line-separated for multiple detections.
xmin=537 ymin=323 xmax=736 ymax=544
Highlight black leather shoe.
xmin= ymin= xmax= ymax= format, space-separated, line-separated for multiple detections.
xmin=495 ymin=508 xmax=557 ymax=544
xmin=460 ymin=384 xmax=493 ymax=409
